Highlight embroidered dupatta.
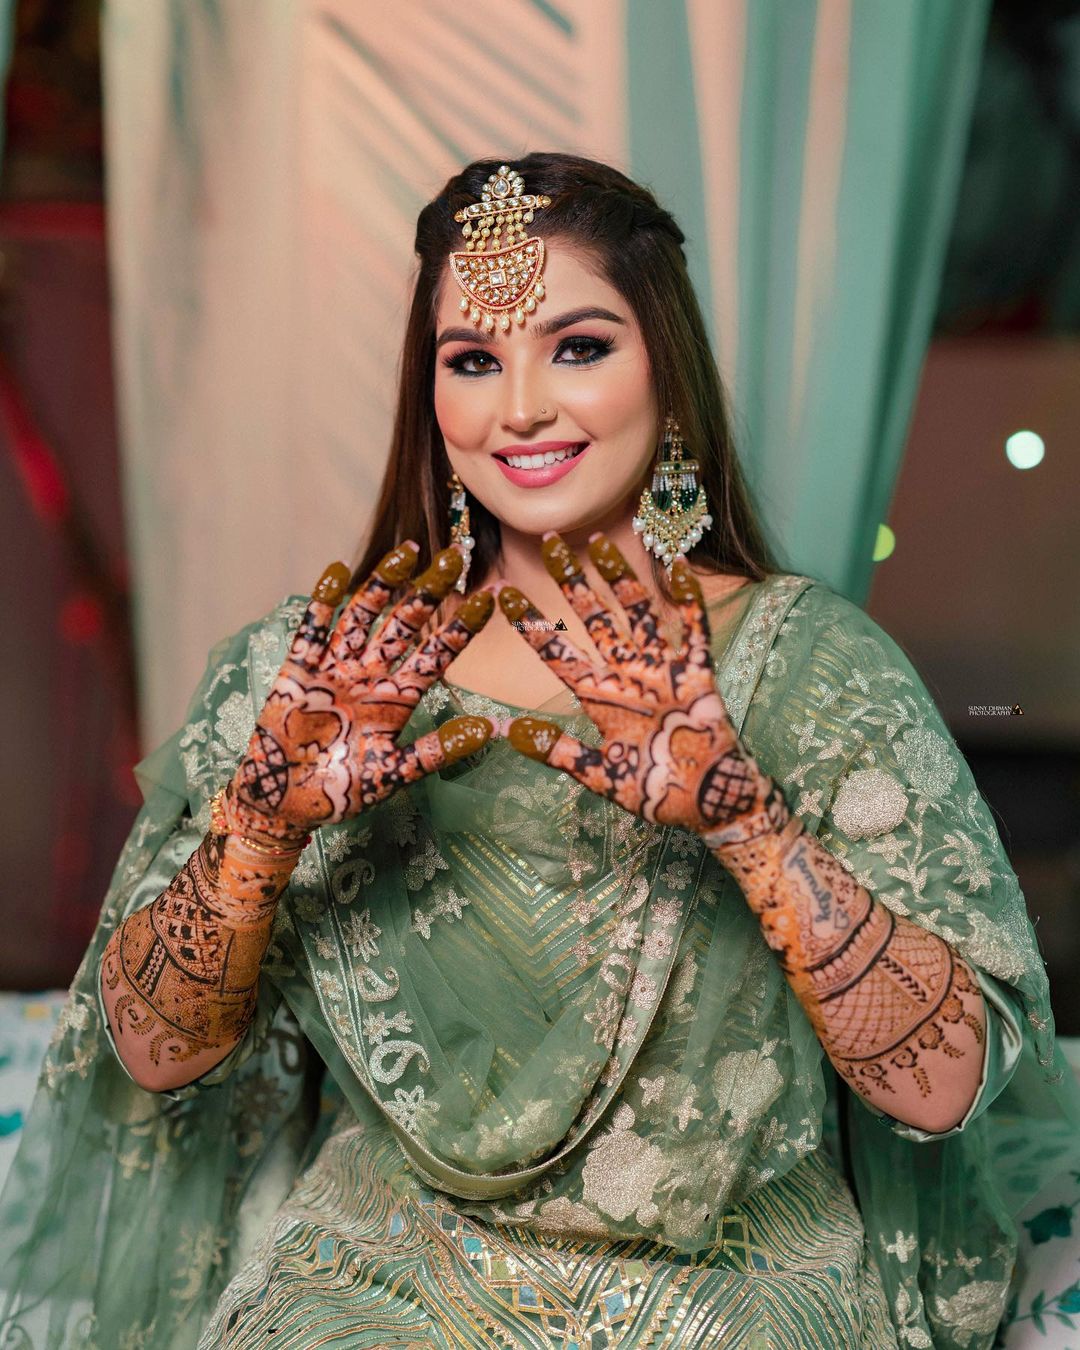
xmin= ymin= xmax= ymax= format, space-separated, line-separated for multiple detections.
xmin=1 ymin=574 xmax=1077 ymax=1350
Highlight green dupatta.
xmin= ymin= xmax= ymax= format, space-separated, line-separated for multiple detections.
xmin=1 ymin=573 xmax=1077 ymax=1349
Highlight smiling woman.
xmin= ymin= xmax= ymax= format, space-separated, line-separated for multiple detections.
xmin=435 ymin=263 xmax=653 ymax=533
xmin=356 ymin=155 xmax=773 ymax=623
xmin=356 ymin=154 xmax=774 ymax=711
xmin=1 ymin=153 xmax=1077 ymax=1350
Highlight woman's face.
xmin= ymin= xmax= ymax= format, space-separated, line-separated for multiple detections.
xmin=433 ymin=243 xmax=658 ymax=539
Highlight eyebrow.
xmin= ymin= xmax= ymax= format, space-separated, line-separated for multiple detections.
xmin=435 ymin=305 xmax=627 ymax=349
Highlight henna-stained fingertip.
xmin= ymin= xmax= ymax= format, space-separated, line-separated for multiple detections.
xmin=458 ymin=591 xmax=495 ymax=631
xmin=540 ymin=534 xmax=580 ymax=583
xmin=498 ymin=586 xmax=529 ymax=622
xmin=374 ymin=542 xmax=420 ymax=585
xmin=587 ymin=535 xmax=634 ymax=582
xmin=507 ymin=716 xmax=562 ymax=762
xmin=438 ymin=715 xmax=493 ymax=762
xmin=312 ymin=562 xmax=352 ymax=605
xmin=414 ymin=547 xmax=465 ymax=598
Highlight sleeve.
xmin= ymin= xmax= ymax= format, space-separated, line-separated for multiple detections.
xmin=0 ymin=600 xmax=322 ymax=1346
xmin=749 ymin=582 xmax=1049 ymax=1140
xmin=96 ymin=596 xmax=315 ymax=1096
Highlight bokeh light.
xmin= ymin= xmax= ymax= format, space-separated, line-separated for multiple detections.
xmin=1005 ymin=430 xmax=1045 ymax=469
xmin=872 ymin=524 xmax=896 ymax=562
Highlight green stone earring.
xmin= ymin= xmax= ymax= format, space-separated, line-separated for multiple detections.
xmin=632 ymin=416 xmax=712 ymax=571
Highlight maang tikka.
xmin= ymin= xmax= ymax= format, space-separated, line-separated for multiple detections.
xmin=632 ymin=416 xmax=713 ymax=571
xmin=447 ymin=470 xmax=474 ymax=593
xmin=451 ymin=165 xmax=552 ymax=332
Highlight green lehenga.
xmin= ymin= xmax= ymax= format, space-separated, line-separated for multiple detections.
xmin=197 ymin=1112 xmax=893 ymax=1348
xmin=2 ymin=573 xmax=1077 ymax=1348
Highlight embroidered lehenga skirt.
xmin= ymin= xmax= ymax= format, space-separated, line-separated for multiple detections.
xmin=198 ymin=1111 xmax=896 ymax=1349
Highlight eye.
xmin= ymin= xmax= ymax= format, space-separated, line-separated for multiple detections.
xmin=554 ymin=335 xmax=615 ymax=366
xmin=443 ymin=348 xmax=501 ymax=377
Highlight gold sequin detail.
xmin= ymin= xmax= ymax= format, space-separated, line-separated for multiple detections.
xmin=830 ymin=767 xmax=909 ymax=840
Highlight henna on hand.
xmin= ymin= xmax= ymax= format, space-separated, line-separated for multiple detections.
xmin=103 ymin=544 xmax=498 ymax=1091
xmin=225 ymin=546 xmax=496 ymax=844
xmin=499 ymin=532 xmax=778 ymax=837
xmin=101 ymin=832 xmax=294 ymax=1088
xmin=715 ymin=798 xmax=987 ymax=1133
xmin=498 ymin=532 xmax=986 ymax=1134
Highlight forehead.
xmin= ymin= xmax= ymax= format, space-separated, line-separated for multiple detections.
xmin=434 ymin=242 xmax=627 ymax=330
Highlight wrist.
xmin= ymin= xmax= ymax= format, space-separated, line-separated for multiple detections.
xmin=197 ymin=833 xmax=296 ymax=928
xmin=699 ymin=776 xmax=802 ymax=861
xmin=211 ymin=784 xmax=312 ymax=854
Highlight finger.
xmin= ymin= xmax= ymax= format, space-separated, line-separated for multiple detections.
xmin=289 ymin=561 xmax=352 ymax=671
xmin=505 ymin=716 xmax=615 ymax=795
xmin=358 ymin=547 xmax=464 ymax=675
xmin=539 ymin=533 xmax=635 ymax=665
xmin=384 ymin=715 xmax=495 ymax=792
xmin=390 ymin=589 xmax=496 ymax=707
xmin=326 ymin=540 xmax=419 ymax=669
xmin=498 ymin=586 xmax=596 ymax=689
xmin=669 ymin=558 xmax=713 ymax=670
xmin=587 ymin=534 xmax=667 ymax=663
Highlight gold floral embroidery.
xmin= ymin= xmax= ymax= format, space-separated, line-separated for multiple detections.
xmin=711 ymin=1046 xmax=784 ymax=1136
xmin=831 ymin=766 xmax=909 ymax=839
xmin=932 ymin=1282 xmax=1009 ymax=1337
xmin=581 ymin=1107 xmax=668 ymax=1223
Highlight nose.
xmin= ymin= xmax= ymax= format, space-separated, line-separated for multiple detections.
xmin=499 ymin=361 xmax=556 ymax=434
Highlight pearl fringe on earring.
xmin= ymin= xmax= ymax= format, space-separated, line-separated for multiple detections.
xmin=631 ymin=416 xmax=712 ymax=572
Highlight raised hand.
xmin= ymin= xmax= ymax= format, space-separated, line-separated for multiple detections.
xmin=222 ymin=541 xmax=496 ymax=846
xmin=498 ymin=533 xmax=787 ymax=846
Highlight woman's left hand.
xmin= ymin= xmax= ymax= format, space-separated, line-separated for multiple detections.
xmin=498 ymin=533 xmax=788 ymax=846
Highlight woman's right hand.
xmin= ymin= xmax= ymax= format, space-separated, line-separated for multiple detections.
xmin=220 ymin=540 xmax=495 ymax=845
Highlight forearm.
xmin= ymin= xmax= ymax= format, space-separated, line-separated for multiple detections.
xmin=100 ymin=831 xmax=297 ymax=1092
xmin=708 ymin=786 xmax=987 ymax=1134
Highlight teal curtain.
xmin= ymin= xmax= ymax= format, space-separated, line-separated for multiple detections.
xmin=627 ymin=0 xmax=992 ymax=602
xmin=0 ymin=1 xmax=16 ymax=173
xmin=101 ymin=0 xmax=991 ymax=732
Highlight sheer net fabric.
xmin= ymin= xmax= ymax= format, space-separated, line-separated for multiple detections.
xmin=1 ymin=576 xmax=1076 ymax=1349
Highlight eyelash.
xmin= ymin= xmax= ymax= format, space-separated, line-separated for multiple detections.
xmin=442 ymin=334 xmax=615 ymax=377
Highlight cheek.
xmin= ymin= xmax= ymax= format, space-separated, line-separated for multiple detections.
xmin=433 ymin=373 xmax=487 ymax=449
xmin=570 ymin=351 xmax=655 ymax=437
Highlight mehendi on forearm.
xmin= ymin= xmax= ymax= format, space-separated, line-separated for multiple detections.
xmin=102 ymin=545 xmax=497 ymax=1093
xmin=711 ymin=804 xmax=987 ymax=1134
xmin=101 ymin=833 xmax=296 ymax=1091
xmin=498 ymin=533 xmax=987 ymax=1136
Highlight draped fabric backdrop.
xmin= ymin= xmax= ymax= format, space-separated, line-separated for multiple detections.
xmin=0 ymin=2 xmax=12 ymax=167
xmin=101 ymin=0 xmax=990 ymax=749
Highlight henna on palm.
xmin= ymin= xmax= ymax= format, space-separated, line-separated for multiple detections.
xmin=103 ymin=546 xmax=497 ymax=1092
xmin=228 ymin=547 xmax=495 ymax=843
xmin=501 ymin=537 xmax=780 ymax=835
xmin=501 ymin=533 xmax=987 ymax=1134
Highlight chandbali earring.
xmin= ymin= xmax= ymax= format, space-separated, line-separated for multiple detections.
xmin=631 ymin=416 xmax=713 ymax=572
xmin=447 ymin=470 xmax=474 ymax=593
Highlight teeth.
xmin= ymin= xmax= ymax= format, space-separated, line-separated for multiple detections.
xmin=504 ymin=445 xmax=584 ymax=469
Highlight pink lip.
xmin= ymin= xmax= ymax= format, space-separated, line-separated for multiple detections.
xmin=493 ymin=441 xmax=591 ymax=488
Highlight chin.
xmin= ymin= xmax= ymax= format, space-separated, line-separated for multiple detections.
xmin=514 ymin=507 xmax=608 ymax=537
xmin=489 ymin=481 xmax=642 ymax=540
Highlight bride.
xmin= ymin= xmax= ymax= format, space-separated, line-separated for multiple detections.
xmin=2 ymin=152 xmax=1075 ymax=1350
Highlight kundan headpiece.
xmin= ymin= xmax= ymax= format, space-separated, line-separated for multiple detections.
xmin=451 ymin=164 xmax=551 ymax=332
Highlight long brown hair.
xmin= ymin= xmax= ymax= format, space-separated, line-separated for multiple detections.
xmin=352 ymin=152 xmax=780 ymax=599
